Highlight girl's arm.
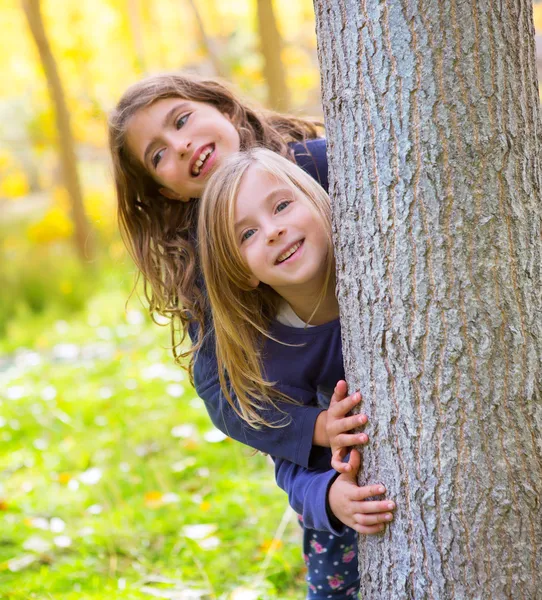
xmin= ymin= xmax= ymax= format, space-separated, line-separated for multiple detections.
xmin=274 ymin=453 xmax=395 ymax=535
xmin=193 ymin=332 xmax=327 ymax=468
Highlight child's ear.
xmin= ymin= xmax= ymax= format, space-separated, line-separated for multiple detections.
xmin=247 ymin=275 xmax=260 ymax=288
xmin=159 ymin=187 xmax=189 ymax=203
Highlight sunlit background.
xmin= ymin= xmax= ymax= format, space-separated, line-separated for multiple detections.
xmin=1 ymin=1 xmax=542 ymax=598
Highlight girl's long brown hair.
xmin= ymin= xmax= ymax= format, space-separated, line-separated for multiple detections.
xmin=198 ymin=149 xmax=334 ymax=428
xmin=108 ymin=73 xmax=323 ymax=375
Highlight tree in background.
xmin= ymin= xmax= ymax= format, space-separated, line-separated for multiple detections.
xmin=314 ymin=0 xmax=542 ymax=597
xmin=22 ymin=0 xmax=94 ymax=262
xmin=256 ymin=0 xmax=289 ymax=111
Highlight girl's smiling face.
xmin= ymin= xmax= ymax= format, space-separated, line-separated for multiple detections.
xmin=125 ymin=97 xmax=241 ymax=201
xmin=234 ymin=165 xmax=330 ymax=299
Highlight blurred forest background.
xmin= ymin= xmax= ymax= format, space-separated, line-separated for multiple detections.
xmin=1 ymin=1 xmax=542 ymax=599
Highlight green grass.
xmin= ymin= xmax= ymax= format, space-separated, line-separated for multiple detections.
xmin=0 ymin=286 xmax=306 ymax=599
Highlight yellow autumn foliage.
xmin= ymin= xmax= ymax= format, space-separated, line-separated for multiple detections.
xmin=0 ymin=171 xmax=29 ymax=199
xmin=27 ymin=206 xmax=73 ymax=245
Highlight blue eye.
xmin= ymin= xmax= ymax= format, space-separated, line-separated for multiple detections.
xmin=276 ymin=200 xmax=291 ymax=212
xmin=176 ymin=114 xmax=189 ymax=129
xmin=241 ymin=229 xmax=256 ymax=242
xmin=152 ymin=149 xmax=164 ymax=168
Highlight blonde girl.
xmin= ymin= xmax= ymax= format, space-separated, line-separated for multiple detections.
xmin=199 ymin=148 xmax=395 ymax=599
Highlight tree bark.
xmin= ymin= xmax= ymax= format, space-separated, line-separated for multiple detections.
xmin=314 ymin=1 xmax=542 ymax=598
xmin=256 ymin=0 xmax=290 ymax=111
xmin=22 ymin=0 xmax=93 ymax=262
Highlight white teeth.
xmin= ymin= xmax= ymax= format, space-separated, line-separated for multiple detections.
xmin=277 ymin=242 xmax=301 ymax=263
xmin=191 ymin=147 xmax=213 ymax=176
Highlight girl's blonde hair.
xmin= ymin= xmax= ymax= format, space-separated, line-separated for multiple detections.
xmin=108 ymin=73 xmax=323 ymax=376
xmin=198 ymin=148 xmax=334 ymax=428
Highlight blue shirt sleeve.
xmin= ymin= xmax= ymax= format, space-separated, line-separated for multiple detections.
xmin=193 ymin=324 xmax=324 ymax=467
xmin=274 ymin=457 xmax=347 ymax=535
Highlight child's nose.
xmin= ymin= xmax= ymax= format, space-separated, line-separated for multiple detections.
xmin=266 ymin=226 xmax=285 ymax=243
xmin=173 ymin=137 xmax=191 ymax=156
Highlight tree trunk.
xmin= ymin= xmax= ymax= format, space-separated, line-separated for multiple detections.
xmin=22 ymin=0 xmax=93 ymax=262
xmin=186 ymin=0 xmax=227 ymax=79
xmin=314 ymin=1 xmax=542 ymax=598
xmin=256 ymin=0 xmax=290 ymax=111
xmin=127 ymin=0 xmax=147 ymax=74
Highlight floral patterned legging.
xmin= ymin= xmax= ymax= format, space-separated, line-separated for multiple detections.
xmin=299 ymin=515 xmax=360 ymax=599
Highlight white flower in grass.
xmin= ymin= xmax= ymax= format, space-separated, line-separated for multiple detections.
xmin=142 ymin=363 xmax=169 ymax=380
xmin=8 ymin=554 xmax=37 ymax=572
xmin=126 ymin=310 xmax=144 ymax=325
xmin=125 ymin=379 xmax=137 ymax=390
xmin=171 ymin=457 xmax=196 ymax=472
xmin=41 ymin=386 xmax=57 ymax=401
xmin=97 ymin=326 xmax=113 ymax=340
xmin=197 ymin=536 xmax=220 ymax=550
xmin=55 ymin=320 xmax=70 ymax=334
xmin=29 ymin=517 xmax=49 ymax=530
xmin=230 ymin=588 xmax=261 ymax=600
xmin=87 ymin=504 xmax=103 ymax=515
xmin=52 ymin=344 xmax=79 ymax=361
xmin=68 ymin=479 xmax=79 ymax=491
xmin=79 ymin=467 xmax=102 ymax=485
xmin=0 ymin=417 xmax=6 ymax=427
xmin=182 ymin=524 xmax=217 ymax=540
xmin=171 ymin=424 xmax=195 ymax=439
xmin=54 ymin=535 xmax=72 ymax=548
xmin=189 ymin=397 xmax=202 ymax=409
xmin=153 ymin=313 xmax=169 ymax=326
xmin=98 ymin=387 xmax=113 ymax=399
xmin=23 ymin=536 xmax=51 ymax=553
xmin=6 ymin=386 xmax=25 ymax=400
xmin=161 ymin=493 xmax=180 ymax=504
xmin=166 ymin=384 xmax=184 ymax=398
xmin=33 ymin=438 xmax=48 ymax=451
xmin=49 ymin=517 xmax=65 ymax=533
xmin=203 ymin=429 xmax=227 ymax=443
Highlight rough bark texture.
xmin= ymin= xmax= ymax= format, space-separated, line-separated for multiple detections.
xmin=22 ymin=0 xmax=93 ymax=262
xmin=314 ymin=1 xmax=542 ymax=598
xmin=256 ymin=0 xmax=290 ymax=111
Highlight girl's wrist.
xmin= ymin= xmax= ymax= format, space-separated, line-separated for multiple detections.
xmin=313 ymin=410 xmax=330 ymax=447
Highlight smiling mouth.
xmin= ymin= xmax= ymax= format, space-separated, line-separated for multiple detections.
xmin=191 ymin=145 xmax=214 ymax=177
xmin=276 ymin=240 xmax=304 ymax=264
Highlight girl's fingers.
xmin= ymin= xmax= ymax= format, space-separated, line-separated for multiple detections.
xmin=331 ymin=459 xmax=351 ymax=473
xmin=354 ymin=512 xmax=394 ymax=526
xmin=328 ymin=414 xmax=368 ymax=437
xmin=330 ymin=380 xmax=348 ymax=405
xmin=332 ymin=432 xmax=369 ymax=449
xmin=351 ymin=484 xmax=388 ymax=501
xmin=329 ymin=393 xmax=362 ymax=417
xmin=351 ymin=500 xmax=396 ymax=514
xmin=331 ymin=449 xmax=350 ymax=473
xmin=354 ymin=523 xmax=386 ymax=535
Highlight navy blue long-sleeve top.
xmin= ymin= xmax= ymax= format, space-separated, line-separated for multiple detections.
xmin=263 ymin=319 xmax=347 ymax=534
xmin=193 ymin=138 xmax=330 ymax=468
